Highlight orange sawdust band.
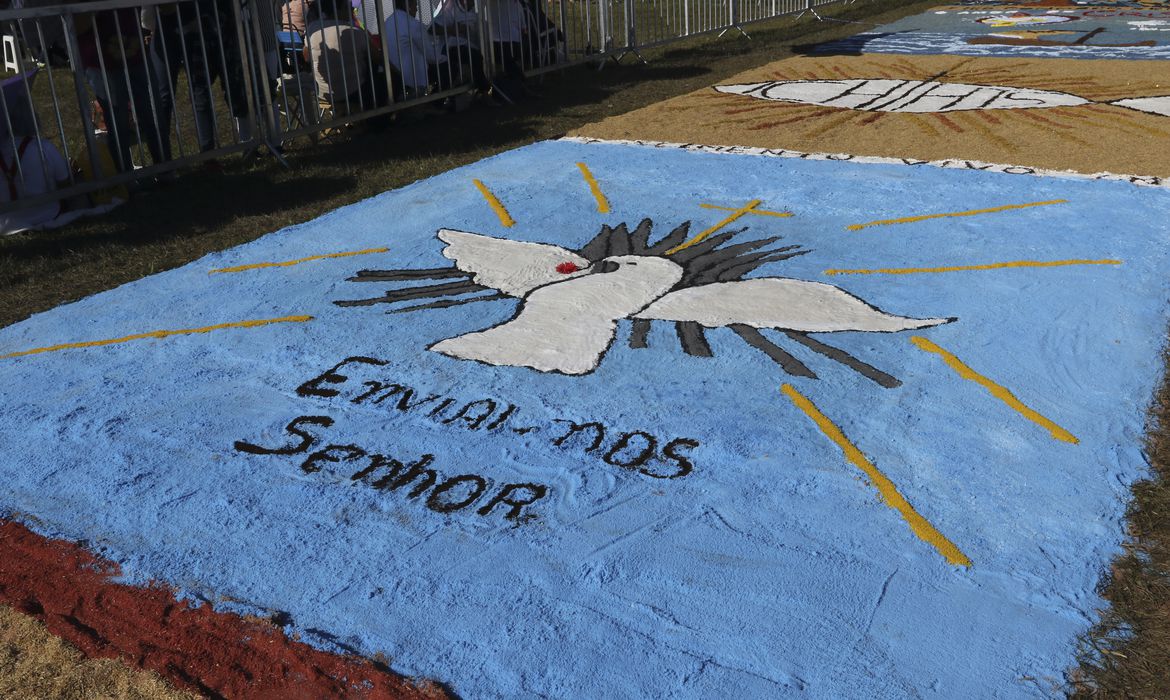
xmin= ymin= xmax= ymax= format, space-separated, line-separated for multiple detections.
xmin=1 ymin=315 xmax=314 ymax=359
xmin=910 ymin=337 xmax=1079 ymax=445
xmin=473 ymin=178 xmax=515 ymax=228
xmin=781 ymin=383 xmax=973 ymax=568
xmin=667 ymin=199 xmax=763 ymax=255
xmin=209 ymin=247 xmax=390 ymax=274
xmin=824 ymin=259 xmax=1121 ymax=276
xmin=576 ymin=162 xmax=611 ymax=214
xmin=846 ymin=199 xmax=1068 ymax=232
xmin=699 ymin=203 xmax=793 ymax=218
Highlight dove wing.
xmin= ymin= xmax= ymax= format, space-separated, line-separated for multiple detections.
xmin=634 ymin=278 xmax=953 ymax=333
xmin=438 ymin=229 xmax=590 ymax=297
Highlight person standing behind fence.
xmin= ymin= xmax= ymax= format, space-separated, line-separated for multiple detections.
xmin=281 ymin=0 xmax=309 ymax=35
xmin=304 ymin=0 xmax=384 ymax=113
xmin=487 ymin=0 xmax=533 ymax=95
xmin=431 ymin=0 xmax=493 ymax=98
xmin=521 ymin=0 xmax=560 ymax=70
xmin=146 ymin=0 xmax=251 ymax=160
xmin=75 ymin=5 xmax=169 ymax=174
xmin=384 ymin=0 xmax=446 ymax=97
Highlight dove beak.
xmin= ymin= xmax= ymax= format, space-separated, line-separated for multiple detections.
xmin=593 ymin=260 xmax=620 ymax=274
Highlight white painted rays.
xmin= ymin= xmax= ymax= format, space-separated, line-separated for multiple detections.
xmin=334 ymin=220 xmax=954 ymax=382
xmin=1112 ymin=96 xmax=1170 ymax=118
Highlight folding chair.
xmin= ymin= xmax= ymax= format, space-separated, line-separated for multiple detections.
xmin=274 ymin=30 xmax=328 ymax=143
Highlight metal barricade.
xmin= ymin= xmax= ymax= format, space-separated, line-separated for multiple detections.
xmin=734 ymin=0 xmax=806 ymax=27
xmin=0 ymin=0 xmax=864 ymax=222
xmin=263 ymin=0 xmax=491 ymax=144
xmin=0 ymin=0 xmax=265 ymax=225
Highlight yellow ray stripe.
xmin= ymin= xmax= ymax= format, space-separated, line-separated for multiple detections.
xmin=699 ymin=203 xmax=792 ymax=218
xmin=576 ymin=162 xmax=610 ymax=214
xmin=910 ymin=336 xmax=1079 ymax=445
xmin=781 ymin=383 xmax=972 ymax=568
xmin=473 ymin=178 xmax=515 ymax=228
xmin=824 ymin=259 xmax=1121 ymax=276
xmin=1 ymin=315 xmax=314 ymax=359
xmin=210 ymin=247 xmax=389 ymax=274
xmin=846 ymin=199 xmax=1068 ymax=232
xmin=666 ymin=199 xmax=762 ymax=256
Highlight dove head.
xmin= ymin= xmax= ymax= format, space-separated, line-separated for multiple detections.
xmin=528 ymin=254 xmax=684 ymax=319
xmin=591 ymin=255 xmax=683 ymax=287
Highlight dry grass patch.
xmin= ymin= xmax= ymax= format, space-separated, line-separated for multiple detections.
xmin=1073 ymin=348 xmax=1170 ymax=699
xmin=0 ymin=605 xmax=196 ymax=700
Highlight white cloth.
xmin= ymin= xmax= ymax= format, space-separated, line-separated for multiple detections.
xmin=488 ymin=0 xmax=524 ymax=43
xmin=305 ymin=18 xmax=372 ymax=102
xmin=384 ymin=8 xmax=445 ymax=91
xmin=0 ymin=136 xmax=69 ymax=235
xmin=432 ymin=0 xmax=479 ymax=49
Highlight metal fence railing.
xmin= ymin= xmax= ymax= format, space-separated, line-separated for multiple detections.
xmin=0 ymin=0 xmax=861 ymax=230
xmin=0 ymin=0 xmax=267 ymax=233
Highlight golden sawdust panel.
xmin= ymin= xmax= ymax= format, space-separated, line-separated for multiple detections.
xmin=572 ymin=54 xmax=1170 ymax=178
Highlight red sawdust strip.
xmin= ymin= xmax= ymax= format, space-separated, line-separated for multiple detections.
xmin=723 ymin=105 xmax=774 ymax=116
xmin=0 ymin=519 xmax=451 ymax=700
xmin=933 ymin=114 xmax=964 ymax=133
xmin=973 ymin=110 xmax=1002 ymax=126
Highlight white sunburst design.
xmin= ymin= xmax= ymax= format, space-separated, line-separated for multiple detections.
xmin=975 ymin=13 xmax=1074 ymax=28
xmin=714 ymin=79 xmax=1170 ymax=116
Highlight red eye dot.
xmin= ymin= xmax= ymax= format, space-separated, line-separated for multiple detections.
xmin=556 ymin=262 xmax=580 ymax=274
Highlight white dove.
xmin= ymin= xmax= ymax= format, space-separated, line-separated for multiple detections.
xmin=426 ymin=229 xmax=951 ymax=376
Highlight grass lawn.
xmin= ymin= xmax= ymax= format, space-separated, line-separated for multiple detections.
xmin=1 ymin=0 xmax=1167 ymax=696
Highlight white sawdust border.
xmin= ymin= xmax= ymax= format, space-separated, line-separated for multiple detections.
xmin=561 ymin=135 xmax=1170 ymax=190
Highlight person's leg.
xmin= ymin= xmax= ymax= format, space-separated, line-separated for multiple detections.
xmin=501 ymin=41 xmax=524 ymax=80
xmin=84 ymin=68 xmax=133 ymax=173
xmin=168 ymin=2 xmax=231 ymax=152
xmin=472 ymin=48 xmax=491 ymax=93
xmin=216 ymin=26 xmax=254 ymax=144
xmin=149 ymin=21 xmax=173 ymax=141
xmin=385 ymin=64 xmax=406 ymax=103
xmin=450 ymin=45 xmax=489 ymax=93
xmin=126 ymin=60 xmax=170 ymax=164
xmin=183 ymin=28 xmax=219 ymax=152
xmin=490 ymin=41 xmax=528 ymax=99
xmin=428 ymin=62 xmax=452 ymax=93
xmin=149 ymin=10 xmax=183 ymax=156
xmin=367 ymin=74 xmax=387 ymax=108
xmin=358 ymin=71 xmax=394 ymax=129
